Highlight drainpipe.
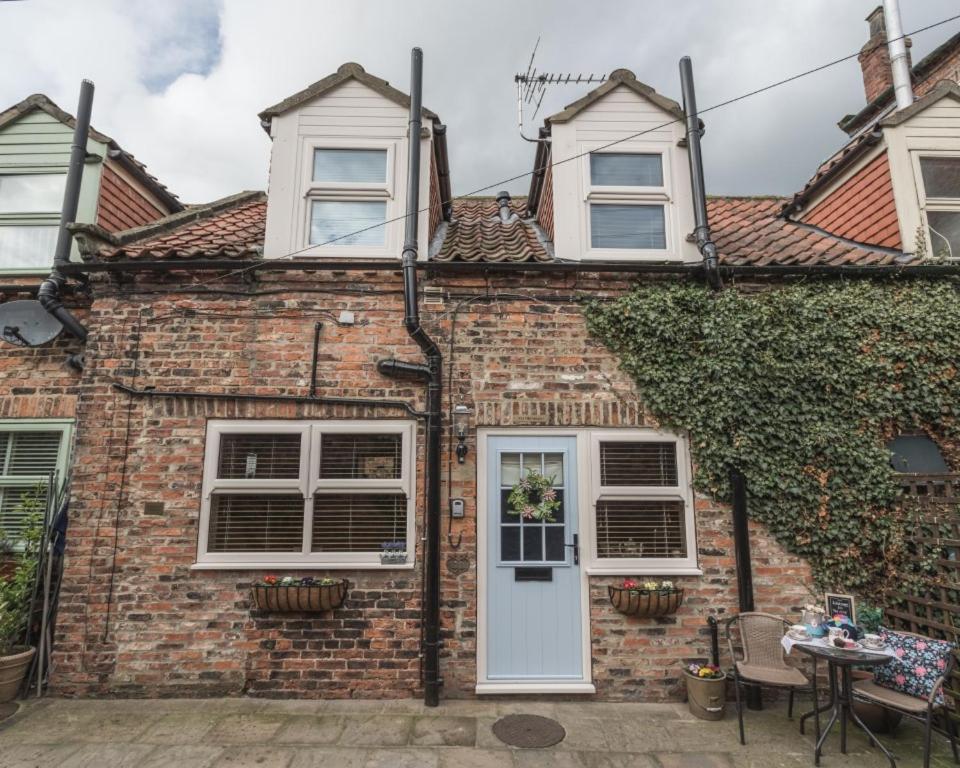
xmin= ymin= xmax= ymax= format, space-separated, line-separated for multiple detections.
xmin=883 ymin=0 xmax=914 ymax=111
xmin=38 ymin=80 xmax=92 ymax=343
xmin=679 ymin=58 xmax=721 ymax=291
xmin=376 ymin=48 xmax=444 ymax=708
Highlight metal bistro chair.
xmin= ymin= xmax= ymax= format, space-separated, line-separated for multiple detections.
xmin=852 ymin=636 xmax=960 ymax=768
xmin=725 ymin=612 xmax=816 ymax=745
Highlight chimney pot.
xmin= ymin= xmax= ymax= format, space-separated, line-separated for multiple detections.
xmin=857 ymin=4 xmax=912 ymax=106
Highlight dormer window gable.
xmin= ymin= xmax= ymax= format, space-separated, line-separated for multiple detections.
xmin=260 ymin=62 xmax=441 ymax=261
xmin=544 ymin=69 xmax=699 ymax=263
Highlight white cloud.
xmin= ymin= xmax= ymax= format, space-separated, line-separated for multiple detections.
xmin=1 ymin=0 xmax=957 ymax=204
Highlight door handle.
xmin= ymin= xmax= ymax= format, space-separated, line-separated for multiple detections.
xmin=565 ymin=534 xmax=579 ymax=565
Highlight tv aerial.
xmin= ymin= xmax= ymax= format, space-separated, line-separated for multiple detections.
xmin=515 ymin=36 xmax=608 ymax=142
xmin=0 ymin=300 xmax=64 ymax=347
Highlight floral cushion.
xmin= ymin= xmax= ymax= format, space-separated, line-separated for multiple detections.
xmin=872 ymin=627 xmax=953 ymax=704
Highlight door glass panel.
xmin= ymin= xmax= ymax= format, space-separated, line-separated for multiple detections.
xmin=543 ymin=452 xmax=564 ymax=483
xmin=501 ymin=526 xmax=521 ymax=561
xmin=523 ymin=526 xmax=543 ymax=561
xmin=545 ymin=526 xmax=565 ymax=561
xmin=522 ymin=453 xmax=541 ymax=477
xmin=500 ymin=453 xmax=521 ymax=486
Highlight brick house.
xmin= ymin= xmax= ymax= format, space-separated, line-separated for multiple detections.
xmin=4 ymin=10 xmax=959 ymax=703
xmin=0 ymin=92 xmax=180 ymax=551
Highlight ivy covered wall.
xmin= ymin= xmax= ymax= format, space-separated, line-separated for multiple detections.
xmin=585 ymin=280 xmax=960 ymax=592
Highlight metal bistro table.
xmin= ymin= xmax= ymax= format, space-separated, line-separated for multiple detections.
xmin=782 ymin=635 xmax=898 ymax=767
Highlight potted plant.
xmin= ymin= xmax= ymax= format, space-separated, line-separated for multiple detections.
xmin=251 ymin=575 xmax=349 ymax=612
xmin=608 ymin=578 xmax=684 ymax=617
xmin=683 ymin=662 xmax=727 ymax=720
xmin=0 ymin=491 xmax=43 ymax=703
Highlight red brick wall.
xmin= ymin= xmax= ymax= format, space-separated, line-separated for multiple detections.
xmin=50 ymin=271 xmax=813 ymax=701
xmin=96 ymin=164 xmax=167 ymax=234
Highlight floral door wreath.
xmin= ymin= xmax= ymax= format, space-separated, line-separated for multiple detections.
xmin=507 ymin=468 xmax=561 ymax=522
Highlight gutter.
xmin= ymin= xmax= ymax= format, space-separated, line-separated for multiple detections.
xmin=374 ymin=48 xmax=444 ymax=708
xmin=39 ymin=80 xmax=93 ymax=343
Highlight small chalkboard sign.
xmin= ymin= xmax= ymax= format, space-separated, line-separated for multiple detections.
xmin=825 ymin=593 xmax=856 ymax=624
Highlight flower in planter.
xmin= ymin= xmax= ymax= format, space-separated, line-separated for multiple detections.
xmin=262 ymin=575 xmax=278 ymax=585
xmin=687 ymin=663 xmax=724 ymax=679
xmin=280 ymin=576 xmax=296 ymax=586
xmin=621 ymin=578 xmax=678 ymax=592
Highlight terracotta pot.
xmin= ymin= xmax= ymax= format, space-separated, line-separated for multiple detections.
xmin=608 ymin=585 xmax=684 ymax=617
xmin=252 ymin=581 xmax=348 ymax=612
xmin=684 ymin=671 xmax=727 ymax=721
xmin=0 ymin=647 xmax=35 ymax=703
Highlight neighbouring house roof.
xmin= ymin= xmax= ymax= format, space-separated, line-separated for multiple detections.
xmin=77 ymin=190 xmax=265 ymax=260
xmin=546 ymin=68 xmax=684 ymax=124
xmin=82 ymin=191 xmax=904 ymax=268
xmin=839 ymin=30 xmax=960 ymax=135
xmin=0 ymin=93 xmax=183 ymax=213
xmin=258 ymin=62 xmax=438 ymax=129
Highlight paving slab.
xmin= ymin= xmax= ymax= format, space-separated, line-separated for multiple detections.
xmin=274 ymin=715 xmax=346 ymax=745
xmin=205 ymin=713 xmax=288 ymax=745
xmin=209 ymin=746 xmax=297 ymax=768
xmin=655 ymin=753 xmax=735 ymax=768
xmin=337 ymin=714 xmax=414 ymax=746
xmin=363 ymin=747 xmax=441 ymax=768
xmin=139 ymin=712 xmax=221 ymax=744
xmin=138 ymin=745 xmax=225 ymax=768
xmin=59 ymin=743 xmax=158 ymax=768
xmin=410 ymin=715 xmax=477 ymax=746
xmin=0 ymin=743 xmax=82 ymax=768
xmin=436 ymin=747 xmax=517 ymax=768
xmin=288 ymin=747 xmax=370 ymax=768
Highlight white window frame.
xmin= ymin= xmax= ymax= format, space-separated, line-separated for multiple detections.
xmin=586 ymin=429 xmax=697 ymax=575
xmin=195 ymin=419 xmax=415 ymax=569
xmin=295 ymin=138 xmax=399 ymax=259
xmin=912 ymin=150 xmax=960 ymax=261
xmin=0 ymin=419 xmax=73 ymax=547
xmin=580 ymin=145 xmax=674 ymax=260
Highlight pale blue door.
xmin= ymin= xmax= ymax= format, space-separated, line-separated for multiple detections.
xmin=486 ymin=436 xmax=584 ymax=683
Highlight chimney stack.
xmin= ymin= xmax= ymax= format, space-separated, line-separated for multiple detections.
xmin=858 ymin=5 xmax=912 ymax=105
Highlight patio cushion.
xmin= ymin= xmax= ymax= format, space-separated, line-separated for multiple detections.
xmin=853 ymin=679 xmax=936 ymax=714
xmin=735 ymin=661 xmax=807 ymax=687
xmin=872 ymin=628 xmax=953 ymax=704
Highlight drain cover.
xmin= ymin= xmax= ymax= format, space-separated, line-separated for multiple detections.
xmin=492 ymin=714 xmax=565 ymax=748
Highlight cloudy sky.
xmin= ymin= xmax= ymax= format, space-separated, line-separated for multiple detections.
xmin=3 ymin=0 xmax=958 ymax=204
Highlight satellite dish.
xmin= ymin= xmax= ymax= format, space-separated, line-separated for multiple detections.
xmin=0 ymin=300 xmax=64 ymax=347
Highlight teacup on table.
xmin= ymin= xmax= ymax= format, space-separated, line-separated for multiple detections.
xmin=788 ymin=624 xmax=809 ymax=639
xmin=862 ymin=633 xmax=883 ymax=649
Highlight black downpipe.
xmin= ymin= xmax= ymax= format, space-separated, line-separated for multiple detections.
xmin=378 ymin=48 xmax=443 ymax=707
xmin=38 ymin=80 xmax=93 ymax=343
xmin=731 ymin=468 xmax=761 ymax=709
xmin=679 ymin=58 xmax=721 ymax=291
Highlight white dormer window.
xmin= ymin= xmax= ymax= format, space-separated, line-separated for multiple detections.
xmin=300 ymin=142 xmax=396 ymax=253
xmin=917 ymin=155 xmax=960 ymax=260
xmin=583 ymin=149 xmax=671 ymax=257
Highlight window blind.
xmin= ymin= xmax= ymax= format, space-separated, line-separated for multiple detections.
xmin=590 ymin=153 xmax=663 ymax=187
xmin=590 ymin=204 xmax=665 ymax=249
xmin=595 ymin=499 xmax=687 ymax=559
xmin=320 ymin=433 xmax=402 ymax=480
xmin=208 ymin=494 xmax=304 ymax=552
xmin=312 ymin=493 xmax=406 ymax=552
xmin=313 ymin=148 xmax=387 ymax=184
xmin=217 ymin=433 xmax=301 ymax=479
xmin=0 ymin=430 xmax=63 ymax=542
xmin=599 ymin=442 xmax=678 ymax=486
xmin=310 ymin=200 xmax=386 ymax=246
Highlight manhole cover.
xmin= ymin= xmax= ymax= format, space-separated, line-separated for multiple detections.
xmin=492 ymin=714 xmax=565 ymax=748
xmin=0 ymin=702 xmax=18 ymax=723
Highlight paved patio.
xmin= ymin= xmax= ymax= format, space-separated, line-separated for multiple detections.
xmin=0 ymin=696 xmax=955 ymax=768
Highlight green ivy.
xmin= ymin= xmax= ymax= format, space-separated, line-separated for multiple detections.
xmin=585 ymin=280 xmax=960 ymax=592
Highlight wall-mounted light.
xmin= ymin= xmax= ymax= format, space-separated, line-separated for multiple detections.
xmin=454 ymin=404 xmax=471 ymax=464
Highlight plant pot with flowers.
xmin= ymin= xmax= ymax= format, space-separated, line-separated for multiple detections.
xmin=608 ymin=578 xmax=685 ymax=617
xmin=0 ymin=491 xmax=43 ymax=703
xmin=684 ymin=663 xmax=728 ymax=720
xmin=252 ymin=575 xmax=349 ymax=612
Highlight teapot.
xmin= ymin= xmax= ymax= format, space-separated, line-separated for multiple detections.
xmin=800 ymin=605 xmax=827 ymax=637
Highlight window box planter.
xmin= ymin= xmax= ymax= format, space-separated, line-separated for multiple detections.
xmin=608 ymin=584 xmax=684 ymax=617
xmin=252 ymin=579 xmax=349 ymax=612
